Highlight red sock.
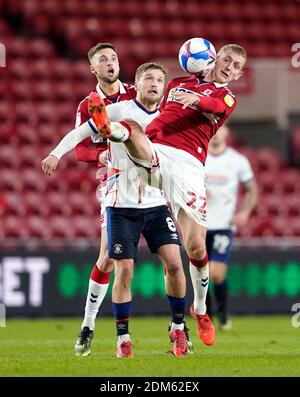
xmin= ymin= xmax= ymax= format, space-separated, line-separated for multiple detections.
xmin=189 ymin=253 xmax=208 ymax=268
xmin=90 ymin=265 xmax=111 ymax=284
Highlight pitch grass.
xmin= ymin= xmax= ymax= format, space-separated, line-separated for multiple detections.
xmin=0 ymin=316 xmax=299 ymax=377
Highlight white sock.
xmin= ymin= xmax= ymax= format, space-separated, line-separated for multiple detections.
xmin=81 ymin=279 xmax=109 ymax=330
xmin=189 ymin=263 xmax=209 ymax=315
xmin=170 ymin=322 xmax=184 ymax=332
xmin=110 ymin=122 xmax=130 ymax=142
xmin=117 ymin=334 xmax=130 ymax=346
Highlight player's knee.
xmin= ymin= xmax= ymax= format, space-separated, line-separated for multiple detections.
xmin=164 ymin=259 xmax=183 ymax=277
xmin=186 ymin=243 xmax=206 ymax=260
xmin=114 ymin=260 xmax=133 ymax=287
xmin=211 ymin=268 xmax=226 ymax=284
xmin=96 ymin=255 xmax=114 ymax=273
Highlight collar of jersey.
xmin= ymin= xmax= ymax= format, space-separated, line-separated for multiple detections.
xmin=96 ymin=80 xmax=126 ymax=98
xmin=133 ymin=99 xmax=158 ymax=114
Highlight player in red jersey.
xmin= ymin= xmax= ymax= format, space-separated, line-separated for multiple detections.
xmin=43 ymin=43 xmax=136 ymax=356
xmin=88 ymin=44 xmax=247 ymax=347
xmin=75 ymin=42 xmax=136 ymax=161
xmin=76 ymin=43 xmax=136 ymax=354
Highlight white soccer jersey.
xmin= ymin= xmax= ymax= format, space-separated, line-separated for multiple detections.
xmin=91 ymin=99 xmax=166 ymax=208
xmin=205 ymin=147 xmax=254 ymax=230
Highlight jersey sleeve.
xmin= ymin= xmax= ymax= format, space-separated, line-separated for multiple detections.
xmin=211 ymin=89 xmax=237 ymax=132
xmin=216 ymin=89 xmax=237 ymax=114
xmin=75 ymin=96 xmax=105 ymax=163
xmin=75 ymin=98 xmax=90 ymax=128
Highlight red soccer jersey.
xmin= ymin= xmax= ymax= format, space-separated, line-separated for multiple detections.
xmin=75 ymin=81 xmax=136 ymax=166
xmin=146 ymin=75 xmax=236 ymax=165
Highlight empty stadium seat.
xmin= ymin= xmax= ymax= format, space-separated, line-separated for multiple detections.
xmin=2 ymin=0 xmax=300 ymax=245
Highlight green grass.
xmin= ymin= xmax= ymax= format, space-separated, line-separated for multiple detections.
xmin=0 ymin=316 xmax=299 ymax=377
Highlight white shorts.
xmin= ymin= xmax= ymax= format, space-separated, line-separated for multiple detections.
xmin=139 ymin=142 xmax=207 ymax=227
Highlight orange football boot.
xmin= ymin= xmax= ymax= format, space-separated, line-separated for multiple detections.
xmin=190 ymin=304 xmax=216 ymax=346
xmin=116 ymin=341 xmax=134 ymax=358
xmin=88 ymin=92 xmax=111 ymax=138
xmin=169 ymin=329 xmax=188 ymax=357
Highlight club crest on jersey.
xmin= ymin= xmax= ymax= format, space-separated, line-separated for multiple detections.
xmin=113 ymin=243 xmax=123 ymax=254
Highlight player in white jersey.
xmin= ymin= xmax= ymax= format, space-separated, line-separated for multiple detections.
xmin=205 ymin=125 xmax=258 ymax=329
xmin=41 ymin=63 xmax=192 ymax=357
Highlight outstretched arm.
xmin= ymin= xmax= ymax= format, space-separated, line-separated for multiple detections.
xmin=41 ymin=121 xmax=96 ymax=175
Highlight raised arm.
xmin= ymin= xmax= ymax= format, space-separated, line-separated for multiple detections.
xmin=41 ymin=121 xmax=96 ymax=175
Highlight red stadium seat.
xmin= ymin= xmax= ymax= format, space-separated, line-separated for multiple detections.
xmin=281 ymin=169 xmax=300 ymax=194
xmin=46 ymin=191 xmax=72 ymax=216
xmin=32 ymin=81 xmax=55 ymax=101
xmin=72 ymin=215 xmax=98 ymax=239
xmin=21 ymin=168 xmax=47 ymax=192
xmin=50 ymin=59 xmax=72 ymax=81
xmin=30 ymin=38 xmax=55 ymax=58
xmin=255 ymin=147 xmax=282 ymax=172
xmin=9 ymin=60 xmax=32 ymax=80
xmin=11 ymin=81 xmax=33 ymax=101
xmin=36 ymin=125 xmax=57 ymax=145
xmin=43 ymin=175 xmax=69 ymax=193
xmin=49 ymin=215 xmax=75 ymax=239
xmin=26 ymin=215 xmax=51 ymax=239
xmin=0 ymin=146 xmax=20 ymax=168
xmin=4 ymin=215 xmax=28 ymax=238
xmin=52 ymin=81 xmax=75 ymax=102
xmin=254 ymin=218 xmax=279 ymax=237
xmin=2 ymin=192 xmax=26 ymax=216
xmin=9 ymin=37 xmax=30 ymax=58
xmin=286 ymin=194 xmax=300 ymax=217
xmin=68 ymin=191 xmax=97 ymax=216
xmin=0 ymin=123 xmax=14 ymax=144
xmin=0 ymin=169 xmax=22 ymax=192
xmin=23 ymin=191 xmax=49 ymax=216
xmin=35 ymin=102 xmax=60 ymax=124
xmin=73 ymin=61 xmax=92 ymax=81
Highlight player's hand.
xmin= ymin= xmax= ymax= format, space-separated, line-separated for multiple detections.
xmin=98 ymin=149 xmax=108 ymax=165
xmin=231 ymin=210 xmax=250 ymax=228
xmin=173 ymin=92 xmax=200 ymax=109
xmin=41 ymin=155 xmax=59 ymax=175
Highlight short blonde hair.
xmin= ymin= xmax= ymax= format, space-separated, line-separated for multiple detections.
xmin=218 ymin=44 xmax=247 ymax=66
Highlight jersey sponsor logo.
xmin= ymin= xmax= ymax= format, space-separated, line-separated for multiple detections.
xmin=224 ymin=94 xmax=235 ymax=108
xmin=167 ymin=87 xmax=214 ymax=111
xmin=167 ymin=87 xmax=200 ymax=110
xmin=113 ymin=243 xmax=123 ymax=254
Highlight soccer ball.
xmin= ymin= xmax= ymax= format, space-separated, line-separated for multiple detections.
xmin=178 ymin=38 xmax=216 ymax=75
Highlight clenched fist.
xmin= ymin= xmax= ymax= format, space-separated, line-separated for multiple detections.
xmin=41 ymin=155 xmax=59 ymax=175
